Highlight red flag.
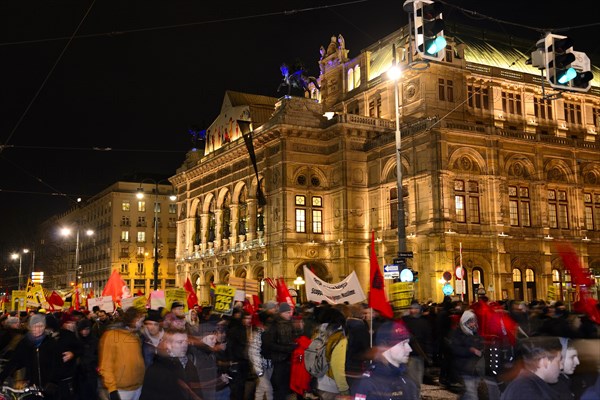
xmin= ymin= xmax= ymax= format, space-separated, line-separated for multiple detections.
xmin=184 ymin=277 xmax=199 ymax=309
xmin=369 ymin=231 xmax=393 ymax=319
xmin=276 ymin=277 xmax=295 ymax=308
xmin=74 ymin=287 xmax=81 ymax=310
xmin=87 ymin=289 xmax=94 ymax=299
xmin=47 ymin=291 xmax=64 ymax=309
xmin=102 ymin=269 xmax=127 ymax=303
xmin=555 ymin=241 xmax=600 ymax=324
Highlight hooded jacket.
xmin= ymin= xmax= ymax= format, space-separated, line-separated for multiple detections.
xmin=449 ymin=310 xmax=484 ymax=376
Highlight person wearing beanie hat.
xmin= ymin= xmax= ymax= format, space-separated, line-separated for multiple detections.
xmin=0 ymin=312 xmax=60 ymax=393
xmin=352 ymin=320 xmax=418 ymax=399
xmin=278 ymin=301 xmax=292 ymax=314
xmin=262 ymin=300 xmax=297 ymax=399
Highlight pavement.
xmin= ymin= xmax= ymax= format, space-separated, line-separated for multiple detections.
xmin=421 ymin=382 xmax=460 ymax=399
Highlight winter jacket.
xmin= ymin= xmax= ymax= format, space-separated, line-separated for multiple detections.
xmin=351 ymin=359 xmax=418 ymax=400
xmin=345 ymin=317 xmax=370 ymax=379
xmin=98 ymin=325 xmax=145 ymax=392
xmin=290 ymin=335 xmax=312 ymax=396
xmin=261 ymin=315 xmax=296 ymax=362
xmin=0 ymin=332 xmax=59 ymax=390
xmin=139 ymin=353 xmax=202 ymax=400
xmin=501 ymin=369 xmax=562 ymax=400
xmin=449 ymin=310 xmax=484 ymax=377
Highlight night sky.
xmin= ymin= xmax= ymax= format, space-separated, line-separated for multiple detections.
xmin=1 ymin=0 xmax=598 ymax=255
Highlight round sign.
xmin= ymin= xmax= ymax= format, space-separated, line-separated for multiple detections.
xmin=442 ymin=283 xmax=454 ymax=296
xmin=455 ymin=266 xmax=464 ymax=280
xmin=442 ymin=271 xmax=452 ymax=282
xmin=400 ymin=269 xmax=414 ymax=282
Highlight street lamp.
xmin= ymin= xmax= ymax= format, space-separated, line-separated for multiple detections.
xmin=388 ymin=51 xmax=407 ymax=258
xmin=61 ymin=227 xmax=94 ymax=287
xmin=136 ymin=180 xmax=176 ymax=291
xmin=10 ymin=248 xmax=29 ymax=290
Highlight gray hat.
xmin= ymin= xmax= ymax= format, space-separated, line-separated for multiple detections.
xmin=5 ymin=316 xmax=20 ymax=326
xmin=264 ymin=301 xmax=278 ymax=311
xmin=278 ymin=302 xmax=292 ymax=313
xmin=28 ymin=313 xmax=46 ymax=329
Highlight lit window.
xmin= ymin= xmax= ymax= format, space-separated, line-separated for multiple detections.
xmin=169 ymin=204 xmax=177 ymax=214
xmin=513 ymin=269 xmax=522 ymax=282
xmin=525 ymin=269 xmax=535 ymax=282
xmin=312 ymin=210 xmax=323 ymax=234
xmin=137 ymin=232 xmax=146 ymax=242
xmin=138 ymin=201 xmax=146 ymax=212
xmin=121 ymin=231 xmax=129 ymax=241
xmin=296 ymin=209 xmax=306 ymax=233
xmin=122 ymin=201 xmax=130 ymax=211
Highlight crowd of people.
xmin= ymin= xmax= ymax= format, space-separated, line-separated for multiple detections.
xmin=0 ymin=296 xmax=597 ymax=400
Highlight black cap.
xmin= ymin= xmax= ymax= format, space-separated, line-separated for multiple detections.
xmin=171 ymin=301 xmax=184 ymax=310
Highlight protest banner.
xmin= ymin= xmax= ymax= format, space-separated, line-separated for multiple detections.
xmin=11 ymin=290 xmax=27 ymax=312
xmin=303 ymin=266 xmax=366 ymax=305
xmin=165 ymin=288 xmax=188 ymax=312
xmin=87 ymin=296 xmax=115 ymax=313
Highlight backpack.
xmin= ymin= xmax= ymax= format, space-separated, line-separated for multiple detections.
xmin=304 ymin=323 xmax=343 ymax=378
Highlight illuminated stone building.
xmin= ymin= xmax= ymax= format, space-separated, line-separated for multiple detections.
xmin=173 ymin=24 xmax=600 ymax=305
xmin=40 ymin=181 xmax=178 ymax=295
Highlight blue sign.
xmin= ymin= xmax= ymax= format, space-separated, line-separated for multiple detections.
xmin=442 ymin=283 xmax=454 ymax=296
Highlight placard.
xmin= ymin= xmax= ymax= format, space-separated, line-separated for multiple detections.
xmin=165 ymin=288 xmax=189 ymax=312
xmin=213 ymin=285 xmax=235 ymax=315
xmin=11 ymin=290 xmax=26 ymax=312
xmin=87 ymin=296 xmax=115 ymax=313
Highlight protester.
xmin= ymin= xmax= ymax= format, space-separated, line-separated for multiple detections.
xmin=248 ymin=309 xmax=274 ymax=400
xmin=75 ymin=318 xmax=99 ymax=400
xmin=141 ymin=310 xmax=164 ymax=368
xmin=351 ymin=319 xmax=418 ymax=400
xmin=500 ymin=336 xmax=563 ymax=400
xmin=261 ymin=302 xmax=297 ymax=400
xmin=0 ymin=313 xmax=60 ymax=398
xmin=315 ymin=307 xmax=349 ymax=400
xmin=402 ymin=300 xmax=433 ymax=396
xmin=189 ymin=320 xmax=220 ymax=400
xmin=139 ymin=328 xmax=202 ymax=400
xmin=98 ymin=307 xmax=146 ymax=400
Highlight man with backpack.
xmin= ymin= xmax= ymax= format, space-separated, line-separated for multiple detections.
xmin=307 ymin=307 xmax=349 ymax=400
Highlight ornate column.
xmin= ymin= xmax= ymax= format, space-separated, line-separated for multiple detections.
xmin=247 ymin=199 xmax=257 ymax=241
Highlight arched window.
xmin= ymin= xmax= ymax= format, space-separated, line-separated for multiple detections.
xmin=222 ymin=192 xmax=231 ymax=238
xmin=525 ymin=268 xmax=536 ymax=301
xmin=512 ymin=268 xmax=524 ymax=301
xmin=208 ymin=198 xmax=216 ymax=242
xmin=512 ymin=268 xmax=522 ymax=282
xmin=238 ymin=187 xmax=248 ymax=236
xmin=354 ymin=65 xmax=361 ymax=89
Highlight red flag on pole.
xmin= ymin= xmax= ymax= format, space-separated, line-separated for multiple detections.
xmin=369 ymin=231 xmax=393 ymax=319
xmin=48 ymin=291 xmax=65 ymax=308
xmin=276 ymin=277 xmax=295 ymax=308
xmin=184 ymin=277 xmax=199 ymax=309
xmin=74 ymin=287 xmax=81 ymax=310
xmin=102 ymin=269 xmax=127 ymax=304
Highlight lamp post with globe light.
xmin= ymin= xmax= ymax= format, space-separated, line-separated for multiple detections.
xmin=136 ymin=179 xmax=177 ymax=291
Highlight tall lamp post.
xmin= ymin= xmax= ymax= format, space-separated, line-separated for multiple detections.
xmin=137 ymin=180 xmax=176 ymax=291
xmin=61 ymin=227 xmax=94 ymax=287
xmin=388 ymin=52 xmax=407 ymax=258
xmin=10 ymin=248 xmax=29 ymax=290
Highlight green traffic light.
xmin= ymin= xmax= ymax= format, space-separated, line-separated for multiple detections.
xmin=426 ymin=36 xmax=447 ymax=55
xmin=557 ymin=67 xmax=577 ymax=84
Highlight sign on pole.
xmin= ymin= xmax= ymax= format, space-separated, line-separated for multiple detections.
xmin=213 ymin=285 xmax=236 ymax=315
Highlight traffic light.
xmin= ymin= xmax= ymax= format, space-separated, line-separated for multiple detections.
xmin=412 ymin=0 xmax=446 ymax=61
xmin=543 ymin=33 xmax=593 ymax=92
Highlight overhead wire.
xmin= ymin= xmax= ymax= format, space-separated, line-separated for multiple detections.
xmin=0 ymin=0 xmax=98 ymax=155
xmin=0 ymin=0 xmax=368 ymax=47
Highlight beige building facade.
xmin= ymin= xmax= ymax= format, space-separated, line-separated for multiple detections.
xmin=41 ymin=181 xmax=178 ymax=295
xmin=172 ymin=24 xmax=600 ymax=305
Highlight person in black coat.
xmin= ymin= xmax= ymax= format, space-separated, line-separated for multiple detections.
xmin=225 ymin=309 xmax=252 ymax=400
xmin=75 ymin=318 xmax=99 ymax=400
xmin=0 ymin=313 xmax=60 ymax=398
xmin=344 ymin=304 xmax=371 ymax=388
xmin=501 ymin=336 xmax=563 ymax=400
xmin=351 ymin=320 xmax=418 ymax=400
xmin=261 ymin=302 xmax=297 ymax=400
xmin=140 ymin=328 xmax=203 ymax=400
